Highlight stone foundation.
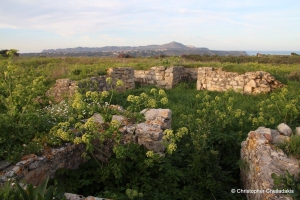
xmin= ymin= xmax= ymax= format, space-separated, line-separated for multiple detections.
xmin=47 ymin=67 xmax=282 ymax=103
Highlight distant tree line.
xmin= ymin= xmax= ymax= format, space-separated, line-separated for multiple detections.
xmin=0 ymin=49 xmax=20 ymax=57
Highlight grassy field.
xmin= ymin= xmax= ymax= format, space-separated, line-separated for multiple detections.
xmin=1 ymin=54 xmax=300 ymax=199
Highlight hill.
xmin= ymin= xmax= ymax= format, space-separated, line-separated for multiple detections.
xmin=40 ymin=41 xmax=248 ymax=57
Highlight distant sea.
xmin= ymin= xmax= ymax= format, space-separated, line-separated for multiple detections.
xmin=246 ymin=51 xmax=300 ymax=56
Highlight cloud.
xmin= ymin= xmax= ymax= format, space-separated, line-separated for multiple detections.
xmin=0 ymin=23 xmax=18 ymax=29
xmin=1 ymin=0 xmax=300 ymax=52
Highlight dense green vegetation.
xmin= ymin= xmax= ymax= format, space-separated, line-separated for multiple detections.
xmin=1 ymin=52 xmax=300 ymax=199
xmin=181 ymin=54 xmax=300 ymax=64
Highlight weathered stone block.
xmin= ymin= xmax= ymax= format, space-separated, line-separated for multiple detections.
xmin=278 ymin=123 xmax=292 ymax=136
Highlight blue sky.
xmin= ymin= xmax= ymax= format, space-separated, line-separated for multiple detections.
xmin=1 ymin=0 xmax=299 ymax=53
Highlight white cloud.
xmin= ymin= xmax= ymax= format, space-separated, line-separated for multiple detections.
xmin=1 ymin=0 xmax=299 ymax=52
xmin=0 ymin=23 xmax=18 ymax=29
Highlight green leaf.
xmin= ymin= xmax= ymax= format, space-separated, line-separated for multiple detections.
xmin=274 ymin=178 xmax=281 ymax=186
xmin=27 ymin=184 xmax=35 ymax=200
xmin=271 ymin=173 xmax=278 ymax=179
xmin=16 ymin=182 xmax=30 ymax=200
xmin=44 ymin=186 xmax=54 ymax=200
xmin=38 ymin=176 xmax=49 ymax=196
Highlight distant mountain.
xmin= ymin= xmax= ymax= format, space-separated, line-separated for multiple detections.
xmin=41 ymin=42 xmax=248 ymax=56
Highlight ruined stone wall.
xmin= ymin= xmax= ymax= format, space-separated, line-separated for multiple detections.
xmin=46 ymin=79 xmax=78 ymax=103
xmin=47 ymin=67 xmax=282 ymax=103
xmin=0 ymin=144 xmax=86 ymax=186
xmin=47 ymin=68 xmax=135 ymax=102
xmin=134 ymin=66 xmax=198 ymax=89
xmin=107 ymin=67 xmax=135 ymax=91
xmin=197 ymin=67 xmax=282 ymax=94
xmin=241 ymin=123 xmax=300 ymax=200
xmin=77 ymin=76 xmax=107 ymax=92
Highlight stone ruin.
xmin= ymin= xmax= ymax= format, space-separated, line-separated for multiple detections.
xmin=46 ymin=67 xmax=135 ymax=103
xmin=197 ymin=67 xmax=283 ymax=94
xmin=46 ymin=66 xmax=283 ymax=103
xmin=134 ymin=66 xmax=198 ymax=89
xmin=241 ymin=123 xmax=300 ymax=200
xmin=0 ymin=108 xmax=171 ymax=199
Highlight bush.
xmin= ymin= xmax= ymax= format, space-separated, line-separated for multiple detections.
xmin=287 ymin=69 xmax=300 ymax=82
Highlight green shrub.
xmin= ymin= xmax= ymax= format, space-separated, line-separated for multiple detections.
xmin=272 ymin=170 xmax=300 ymax=199
xmin=288 ymin=69 xmax=300 ymax=82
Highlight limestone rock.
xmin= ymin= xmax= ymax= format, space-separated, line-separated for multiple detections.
xmin=272 ymin=135 xmax=290 ymax=144
xmin=112 ymin=115 xmax=128 ymax=125
xmin=141 ymin=108 xmax=172 ymax=129
xmin=90 ymin=113 xmax=105 ymax=124
xmin=277 ymin=123 xmax=292 ymax=136
xmin=135 ymin=123 xmax=163 ymax=141
xmin=64 ymin=193 xmax=109 ymax=200
xmin=256 ymin=127 xmax=272 ymax=142
xmin=271 ymin=129 xmax=280 ymax=139
xmin=241 ymin=127 xmax=300 ymax=200
xmin=0 ymin=144 xmax=86 ymax=186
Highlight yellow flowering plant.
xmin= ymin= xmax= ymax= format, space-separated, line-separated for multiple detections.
xmin=126 ymin=88 xmax=168 ymax=112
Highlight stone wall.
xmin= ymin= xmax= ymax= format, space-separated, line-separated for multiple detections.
xmin=0 ymin=144 xmax=86 ymax=186
xmin=197 ymin=67 xmax=283 ymax=94
xmin=107 ymin=67 xmax=135 ymax=91
xmin=47 ymin=67 xmax=282 ymax=103
xmin=240 ymin=123 xmax=300 ymax=200
xmin=0 ymin=108 xmax=171 ymax=186
xmin=134 ymin=66 xmax=197 ymax=89
xmin=47 ymin=67 xmax=135 ymax=102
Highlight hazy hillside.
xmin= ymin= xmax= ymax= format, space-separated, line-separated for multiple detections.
xmin=40 ymin=41 xmax=248 ymax=56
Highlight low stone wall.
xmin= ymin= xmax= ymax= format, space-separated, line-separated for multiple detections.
xmin=47 ymin=67 xmax=135 ymax=102
xmin=134 ymin=66 xmax=197 ymax=89
xmin=197 ymin=68 xmax=282 ymax=94
xmin=0 ymin=144 xmax=86 ymax=186
xmin=240 ymin=123 xmax=300 ymax=200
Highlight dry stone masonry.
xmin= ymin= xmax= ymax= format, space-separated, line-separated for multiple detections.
xmin=107 ymin=67 xmax=135 ymax=91
xmin=134 ymin=66 xmax=197 ymax=89
xmin=46 ymin=66 xmax=282 ymax=102
xmin=197 ymin=67 xmax=283 ymax=94
xmin=240 ymin=123 xmax=300 ymax=200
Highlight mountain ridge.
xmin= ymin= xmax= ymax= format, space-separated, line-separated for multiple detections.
xmin=41 ymin=41 xmax=248 ymax=56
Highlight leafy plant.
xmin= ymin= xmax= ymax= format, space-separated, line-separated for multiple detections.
xmin=16 ymin=177 xmax=66 ymax=200
xmin=253 ymin=87 xmax=300 ymax=127
xmin=272 ymin=170 xmax=300 ymax=199
xmin=0 ymin=179 xmax=22 ymax=200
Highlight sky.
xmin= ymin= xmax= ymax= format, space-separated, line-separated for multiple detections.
xmin=0 ymin=0 xmax=300 ymax=53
